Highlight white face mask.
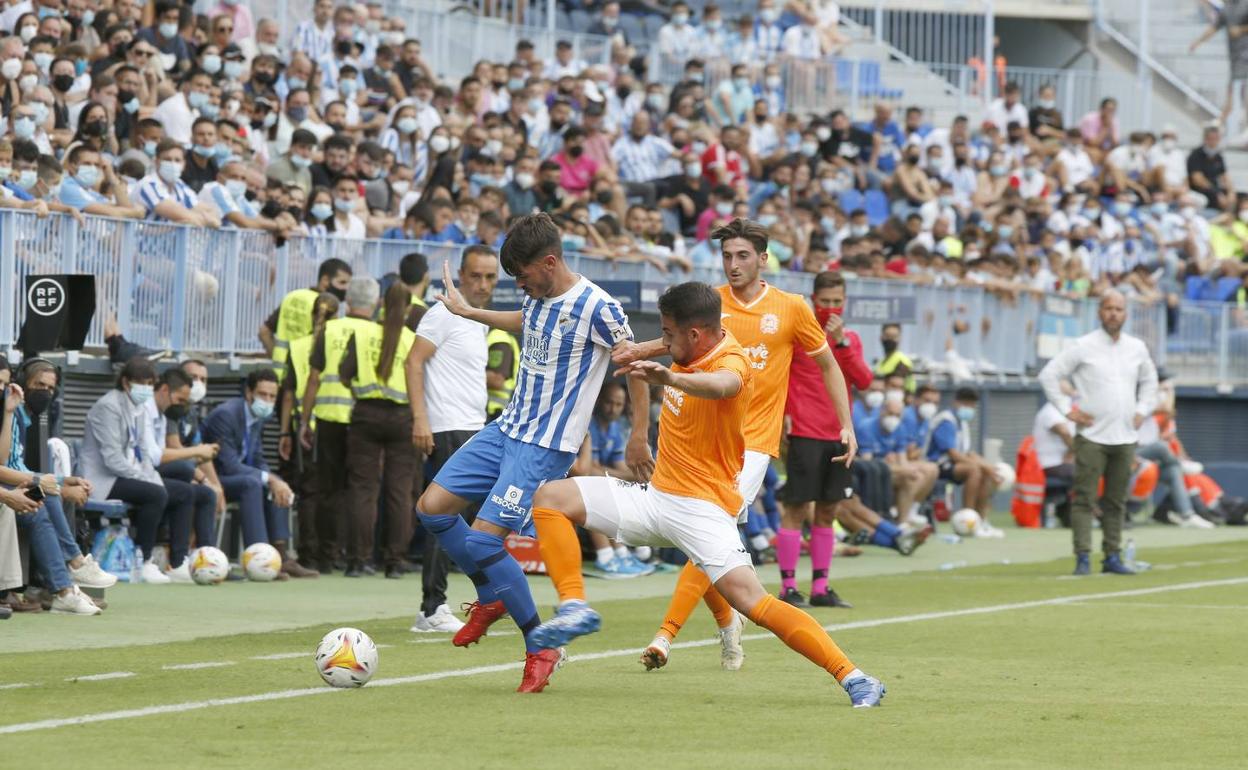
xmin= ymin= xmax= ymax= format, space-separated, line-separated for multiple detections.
xmin=918 ymin=402 xmax=938 ymax=420
xmin=885 ymin=388 xmax=905 ymax=405
xmin=189 ymin=380 xmax=207 ymax=404
xmin=864 ymin=391 xmax=885 ymax=409
xmin=881 ymin=415 xmax=902 ymax=433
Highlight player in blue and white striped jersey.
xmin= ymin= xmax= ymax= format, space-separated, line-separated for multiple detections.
xmin=415 ymin=213 xmax=655 ymax=693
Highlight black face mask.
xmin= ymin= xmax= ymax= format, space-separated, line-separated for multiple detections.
xmin=85 ymin=119 xmax=109 ymax=137
xmin=615 ymin=85 xmax=631 ymax=100
xmin=567 ymin=145 xmax=583 ymax=159
xmin=328 ymin=285 xmax=347 ymax=301
xmin=24 ymin=389 xmax=54 ymax=416
xmin=252 ymin=70 xmax=275 ymax=86
xmin=539 ymin=179 xmax=558 ymax=195
xmin=328 ymin=121 xmax=345 ymax=133
xmin=492 ymin=80 xmax=506 ymax=89
xmin=163 ymin=403 xmax=189 ymax=420
xmin=52 ymin=74 xmax=75 ymax=93
xmin=549 ymin=119 xmax=565 ymax=131
xmin=286 ymin=205 xmax=301 ymax=218
xmin=335 ymin=40 xmax=353 ymax=57
xmin=117 ymin=88 xmax=136 ymax=105
xmin=881 ymin=339 xmax=899 ymax=355
xmin=113 ymin=39 xmax=131 ymax=56
xmin=595 ymin=189 xmax=612 ymax=205
xmin=754 ymin=113 xmax=767 ymax=124
xmin=955 ymin=156 xmax=967 ymax=167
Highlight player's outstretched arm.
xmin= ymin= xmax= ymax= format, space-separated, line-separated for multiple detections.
xmin=623 ymin=373 xmax=654 ymax=482
xmin=813 ymin=348 xmax=857 ymax=466
xmin=611 ymin=337 xmax=669 ymax=366
xmin=624 ymin=360 xmax=742 ymax=400
xmin=433 ymin=260 xmax=523 ymax=333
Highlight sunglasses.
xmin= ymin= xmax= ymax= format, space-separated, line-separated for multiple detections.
xmin=216 ymin=26 xmax=233 ymax=33
xmin=133 ymin=49 xmax=154 ymax=58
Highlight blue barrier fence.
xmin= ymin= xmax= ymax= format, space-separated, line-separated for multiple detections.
xmin=3 ymin=210 xmax=1235 ymax=385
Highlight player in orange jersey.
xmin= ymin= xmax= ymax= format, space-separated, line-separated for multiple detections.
xmin=612 ymin=217 xmax=858 ymax=671
xmin=527 ymin=281 xmax=885 ymax=707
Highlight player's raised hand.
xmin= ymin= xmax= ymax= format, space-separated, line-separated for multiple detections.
xmin=611 ymin=341 xmax=643 ymax=366
xmin=625 ymin=435 xmax=655 ymax=483
xmin=622 ymin=360 xmax=671 ymax=386
xmin=833 ymin=428 xmax=857 ymax=467
xmin=433 ymin=260 xmax=470 ymax=317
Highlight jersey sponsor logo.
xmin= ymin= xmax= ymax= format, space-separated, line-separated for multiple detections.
xmin=742 ymin=342 xmax=770 ymax=370
xmin=760 ymin=313 xmax=779 ymax=335
xmin=662 ymin=385 xmax=685 ymax=416
xmin=522 ymin=327 xmax=552 ymax=369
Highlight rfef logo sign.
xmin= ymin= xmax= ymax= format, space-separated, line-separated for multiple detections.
xmin=27 ymin=277 xmax=66 ymax=317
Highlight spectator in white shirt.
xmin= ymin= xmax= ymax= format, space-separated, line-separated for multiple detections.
xmin=154 ymin=69 xmax=213 ymax=145
xmin=782 ymin=18 xmax=824 ymax=60
xmin=1145 ymin=126 xmax=1188 ymax=196
xmin=543 ymin=40 xmax=587 ymax=80
xmin=753 ymin=0 xmax=785 ymax=60
xmin=1039 ymin=291 xmax=1159 ymax=574
xmin=657 ymin=2 xmax=700 ymax=66
xmin=696 ymin=3 xmax=730 ymax=58
xmin=983 ymin=81 xmax=1029 ymax=135
xmin=290 ymin=0 xmax=334 ymax=65
xmin=201 ymin=160 xmax=297 ymax=234
xmin=1052 ymin=128 xmax=1097 ymax=194
xmin=329 ymin=173 xmax=367 ymax=239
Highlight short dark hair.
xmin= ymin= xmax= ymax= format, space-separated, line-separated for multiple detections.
xmin=658 ymin=281 xmax=721 ymax=330
xmin=499 ymin=212 xmax=561 ymax=277
xmin=318 ymin=258 xmax=352 ymax=281
xmin=711 ymin=217 xmax=769 ymax=255
xmin=916 ymin=383 xmax=939 ymax=398
xmin=462 ymin=244 xmax=498 ymax=266
xmin=155 ymin=137 xmax=184 ymax=158
xmin=246 ymin=368 xmax=279 ymax=391
xmin=117 ymin=356 xmax=157 ymax=389
xmin=954 ymin=387 xmax=978 ymax=403
xmin=324 ymin=134 xmax=354 ymax=152
xmin=399 ymin=252 xmax=428 ymax=285
xmin=882 ymin=322 xmax=902 ymax=334
xmin=180 ymin=358 xmax=207 ymax=373
xmin=290 ymin=128 xmax=318 ymax=148
xmin=813 ymin=271 xmax=845 ymax=293
xmin=160 ymin=367 xmax=192 ymax=392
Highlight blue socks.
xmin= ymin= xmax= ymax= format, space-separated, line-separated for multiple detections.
xmin=464 ymin=530 xmax=542 ymax=653
xmin=421 ymin=512 xmax=497 ymax=604
xmin=872 ymin=519 xmax=901 ymax=548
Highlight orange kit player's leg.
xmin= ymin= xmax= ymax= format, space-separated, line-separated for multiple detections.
xmin=655 ymin=562 xmax=734 ymax=642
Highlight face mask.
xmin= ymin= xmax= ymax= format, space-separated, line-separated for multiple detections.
xmin=249 ymin=398 xmax=274 ymax=420
xmin=258 ymin=43 xmax=280 ymax=57
xmin=1239 ymin=209 xmax=1248 ymax=223
xmin=390 ymin=180 xmax=411 ymax=198
xmin=1113 ymin=201 xmax=1132 ymax=217
xmin=429 ymin=134 xmax=451 ymax=154
xmin=158 ymin=160 xmax=183 ymax=184
xmin=687 ymin=70 xmax=703 ymax=83
xmin=765 ymin=74 xmax=783 ymax=90
xmin=567 ymin=144 xmax=584 ymax=159
xmin=918 ymin=402 xmax=938 ymax=420
xmin=864 ymin=391 xmax=885 ymax=409
xmin=262 ymin=112 xmax=278 ymax=128
xmin=143 ymin=140 xmax=158 ymax=156
xmin=0 ymin=58 xmax=21 ymax=81
xmin=672 ymin=13 xmax=689 ymax=24
xmin=339 ymin=77 xmax=358 ymax=95
xmin=733 ymin=76 xmax=750 ymax=91
xmin=287 ymin=105 xmax=307 ymax=122
xmin=193 ymin=144 xmax=216 ymax=158
xmin=290 ymin=154 xmax=312 ymax=169
xmin=75 ymin=165 xmax=100 ymax=188
xmin=159 ymin=21 xmax=179 ymax=38
xmin=956 ymin=405 xmax=977 ymax=422
xmin=647 ymin=93 xmax=665 ymax=110
xmin=333 ymin=197 xmax=354 ymax=212
xmin=310 ymin=202 xmax=332 ymax=221
xmin=14 ymin=117 xmax=35 ymax=139
xmin=850 ymin=224 xmax=869 ymax=237
xmin=163 ymin=402 xmax=189 ymax=420
xmin=817 ymin=177 xmax=839 ymax=195
xmin=881 ymin=415 xmax=902 ymax=433
xmin=31 ymin=52 xmax=52 ymax=73
xmin=1162 ymin=138 xmax=1176 ymax=151
xmin=31 ymin=102 xmax=49 ymax=126
xmin=800 ymin=141 xmax=818 ymax=158
xmin=189 ymin=380 xmax=207 ymax=404
xmin=757 ymin=214 xmax=778 ymax=227
xmin=1180 ymin=206 xmax=1196 ymax=220
xmin=715 ymin=201 xmax=733 ymax=216
xmin=881 ymin=339 xmax=899 ymax=355
xmin=562 ymin=233 xmax=586 ymax=251
xmin=289 ymin=76 xmax=310 ymax=92
xmin=24 ymin=388 xmax=54 ymax=416
xmin=224 ymin=60 xmax=245 ymax=80
xmin=128 ymin=383 xmax=154 ymax=406
xmin=119 ymin=93 xmax=140 ymax=114
xmin=885 ymin=389 xmax=905 ymax=406
xmin=685 ymin=162 xmax=701 ymax=178
xmin=515 ymin=172 xmax=535 ymax=190
xmin=19 ymin=24 xmax=37 ymax=42
xmin=225 ymin=179 xmax=248 ymax=200
xmin=760 ymin=8 xmax=778 ymax=22
xmin=0 ymin=166 xmax=9 ymax=180
xmin=188 ymin=90 xmax=210 ymax=110
xmin=44 ymin=182 xmax=61 ymax=200
xmin=989 ymin=165 xmax=1007 ymax=177
xmin=21 ymin=74 xmax=40 ymax=93
xmin=202 ymin=54 xmax=222 ymax=75
xmin=16 ymin=169 xmax=37 ymax=189
xmin=1148 ymin=202 xmax=1167 ymax=217
xmin=997 ymin=225 xmax=1014 ymax=239
xmin=1036 ymin=98 xmax=1056 ymax=110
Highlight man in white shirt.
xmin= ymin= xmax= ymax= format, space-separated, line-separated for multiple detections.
xmin=657 ymin=2 xmax=699 ymax=66
xmin=405 ymin=246 xmax=500 ymax=634
xmin=781 ymin=18 xmax=824 ymax=60
xmin=1053 ymin=128 xmax=1096 ymax=193
xmin=154 ymin=70 xmax=213 ymax=145
xmin=983 ymin=82 xmax=1029 ymax=134
xmin=1038 ymin=291 xmax=1158 ymax=575
xmin=1146 ymin=125 xmax=1188 ymax=195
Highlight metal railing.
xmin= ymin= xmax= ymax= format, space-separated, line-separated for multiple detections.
xmin=5 ymin=211 xmax=1224 ymax=385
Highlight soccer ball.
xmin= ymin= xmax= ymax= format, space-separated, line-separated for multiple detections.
xmin=242 ymin=542 xmax=283 ymax=582
xmin=994 ymin=462 xmax=1016 ymax=492
xmin=951 ymin=508 xmax=982 ymax=537
xmin=315 ymin=627 xmax=378 ymax=688
xmin=189 ymin=546 xmax=230 ymax=585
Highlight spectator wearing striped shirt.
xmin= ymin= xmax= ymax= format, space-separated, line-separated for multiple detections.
xmin=59 ymin=145 xmax=144 ymax=218
xmin=754 ymin=0 xmax=786 ymax=60
xmin=136 ymin=138 xmax=221 ymax=227
xmin=290 ymin=0 xmax=335 ymax=70
xmin=611 ymin=111 xmax=675 ymax=183
xmin=201 ymin=160 xmax=297 ymax=235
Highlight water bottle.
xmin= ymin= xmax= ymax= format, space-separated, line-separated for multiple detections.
xmin=1124 ymin=538 xmax=1136 ymax=568
xmin=130 ymin=546 xmax=143 ymax=584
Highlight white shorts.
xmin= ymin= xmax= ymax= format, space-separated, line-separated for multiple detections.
xmin=573 ymin=477 xmax=754 ymax=583
xmin=739 ymin=450 xmax=771 ymax=508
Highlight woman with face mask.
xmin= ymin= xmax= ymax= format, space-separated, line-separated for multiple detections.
xmin=78 ymin=357 xmax=196 ymax=584
xmin=71 ymin=101 xmax=118 ymax=156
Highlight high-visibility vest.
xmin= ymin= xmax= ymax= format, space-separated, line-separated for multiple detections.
xmin=486 ymin=328 xmax=520 ymax=419
xmin=350 ymin=321 xmax=416 ymax=404
xmin=874 ymin=350 xmax=915 ymax=392
xmin=272 ymin=288 xmax=319 ymax=381
xmin=376 ymin=291 xmax=428 ymax=321
xmin=315 ymin=316 xmax=374 ymax=423
xmin=289 ymin=333 xmax=314 ymax=424
xmin=1238 ymin=286 xmax=1246 ymax=310
xmin=1009 ymin=436 xmax=1046 ymax=529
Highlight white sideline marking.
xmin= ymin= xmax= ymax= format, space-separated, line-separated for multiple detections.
xmin=0 ymin=683 xmax=33 ymax=690
xmin=249 ymin=652 xmax=306 ymax=661
xmin=5 ymin=576 xmax=1246 ymax=736
xmin=162 ymin=662 xmax=236 ymax=671
xmin=67 ymin=672 xmax=135 ymax=682
xmin=1067 ymin=601 xmax=1248 ymax=611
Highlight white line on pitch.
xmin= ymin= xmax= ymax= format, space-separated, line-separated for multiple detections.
xmin=1066 ymin=601 xmax=1248 ymax=611
xmin=66 ymin=672 xmax=135 ymax=682
xmin=249 ymin=652 xmax=306 ymax=661
xmin=0 ymin=683 xmax=33 ymax=690
xmin=6 ymin=576 xmax=1246 ymax=736
xmin=162 ymin=662 xmax=237 ymax=671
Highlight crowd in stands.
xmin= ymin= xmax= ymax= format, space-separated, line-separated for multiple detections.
xmin=0 ymin=0 xmax=1244 ymax=329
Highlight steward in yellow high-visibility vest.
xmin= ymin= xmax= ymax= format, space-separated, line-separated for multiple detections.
xmin=874 ymin=322 xmax=915 ymax=392
xmin=260 ymin=257 xmax=353 ymax=382
xmin=340 ymin=281 xmax=420 ymax=578
xmin=486 ymin=328 xmax=520 ymax=420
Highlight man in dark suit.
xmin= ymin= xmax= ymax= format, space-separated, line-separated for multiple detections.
xmin=202 ymin=368 xmax=317 ymax=578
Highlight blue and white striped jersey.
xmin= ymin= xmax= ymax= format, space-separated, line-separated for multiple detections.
xmin=496 ymin=277 xmax=632 ymax=453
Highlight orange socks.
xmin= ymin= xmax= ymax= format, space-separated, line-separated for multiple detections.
xmin=657 ymin=561 xmax=712 ymax=641
xmin=532 ymin=507 xmax=585 ymax=603
xmin=704 ymin=585 xmax=736 ymax=629
xmin=747 ymin=594 xmax=855 ymax=682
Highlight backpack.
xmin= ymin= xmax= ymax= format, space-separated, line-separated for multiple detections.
xmin=92 ymin=524 xmax=137 ymax=581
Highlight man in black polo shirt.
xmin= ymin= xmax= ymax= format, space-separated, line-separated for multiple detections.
xmin=1187 ymin=124 xmax=1233 ymax=211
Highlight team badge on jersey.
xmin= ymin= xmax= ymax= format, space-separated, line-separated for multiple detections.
xmin=760 ymin=314 xmax=779 ymax=334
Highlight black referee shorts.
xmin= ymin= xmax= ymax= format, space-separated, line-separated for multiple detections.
xmin=783 ymin=436 xmax=854 ymax=504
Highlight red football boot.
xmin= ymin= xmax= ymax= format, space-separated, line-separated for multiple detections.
xmin=452 ymin=600 xmax=508 ymax=647
xmin=516 ymin=647 xmax=566 ymax=693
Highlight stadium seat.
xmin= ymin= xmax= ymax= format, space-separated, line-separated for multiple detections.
xmin=863 ymin=190 xmax=890 ymax=226
xmin=1214 ymin=276 xmax=1241 ymax=302
xmin=838 ymin=189 xmax=864 ymax=213
xmin=1184 ymin=275 xmax=1210 ymax=301
xmin=569 ymin=9 xmax=593 ymax=32
xmin=69 ymin=439 xmax=132 ymax=522
xmin=619 ymin=14 xmax=646 ymax=44
xmin=556 ymin=9 xmax=574 ymax=31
